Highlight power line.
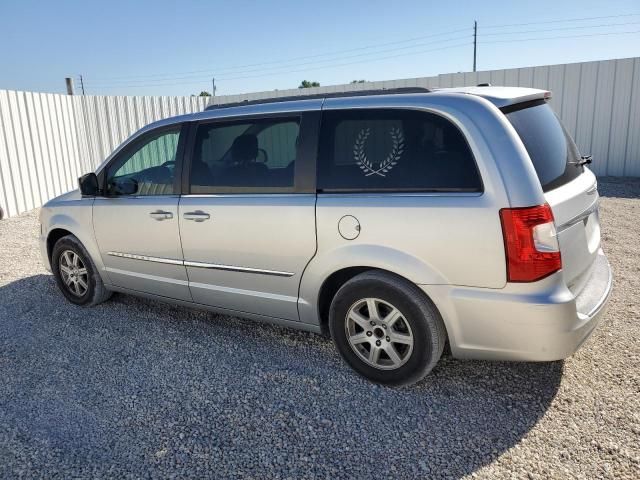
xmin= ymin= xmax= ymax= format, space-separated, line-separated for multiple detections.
xmin=483 ymin=12 xmax=640 ymax=29
xmin=82 ymin=42 xmax=472 ymax=90
xmin=82 ymin=26 xmax=639 ymax=91
xmin=481 ymin=21 xmax=640 ymax=36
xmin=85 ymin=35 xmax=472 ymax=87
xmin=208 ymin=29 xmax=638 ymax=80
xmin=86 ymin=42 xmax=471 ymax=88
xmin=219 ymin=42 xmax=471 ymax=81
xmin=165 ymin=28 xmax=640 ymax=82
xmin=91 ymin=27 xmax=472 ymax=82
xmin=481 ymin=29 xmax=640 ymax=44
xmin=81 ymin=12 xmax=640 ymax=93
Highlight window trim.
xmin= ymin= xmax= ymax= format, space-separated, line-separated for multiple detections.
xmin=101 ymin=123 xmax=188 ymax=197
xmin=182 ymin=111 xmax=320 ymax=195
xmin=315 ymin=107 xmax=484 ymax=194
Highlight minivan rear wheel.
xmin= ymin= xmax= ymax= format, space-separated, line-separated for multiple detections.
xmin=329 ymin=270 xmax=446 ymax=386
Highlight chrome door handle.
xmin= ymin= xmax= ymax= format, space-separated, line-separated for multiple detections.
xmin=149 ymin=210 xmax=173 ymax=221
xmin=183 ymin=211 xmax=210 ymax=222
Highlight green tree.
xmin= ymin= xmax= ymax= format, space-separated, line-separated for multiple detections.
xmin=351 ymin=80 xmax=366 ymax=84
xmin=299 ymin=80 xmax=320 ymax=89
xmin=198 ymin=91 xmax=212 ymax=97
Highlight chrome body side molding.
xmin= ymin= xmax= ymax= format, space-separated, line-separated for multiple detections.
xmin=183 ymin=260 xmax=294 ymax=277
xmin=107 ymin=251 xmax=183 ymax=265
xmin=106 ymin=251 xmax=294 ymax=277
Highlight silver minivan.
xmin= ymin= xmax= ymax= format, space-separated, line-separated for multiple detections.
xmin=39 ymin=87 xmax=612 ymax=385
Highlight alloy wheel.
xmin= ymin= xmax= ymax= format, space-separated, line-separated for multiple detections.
xmin=345 ymin=298 xmax=414 ymax=370
xmin=59 ymin=250 xmax=89 ymax=297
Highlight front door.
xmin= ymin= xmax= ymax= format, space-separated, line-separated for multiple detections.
xmin=93 ymin=125 xmax=191 ymax=301
xmin=178 ymin=115 xmax=318 ymax=320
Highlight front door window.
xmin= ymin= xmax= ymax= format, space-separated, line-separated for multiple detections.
xmin=107 ymin=129 xmax=180 ymax=196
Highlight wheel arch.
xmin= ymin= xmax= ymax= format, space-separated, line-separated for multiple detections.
xmin=298 ymin=244 xmax=448 ymax=328
xmin=311 ymin=265 xmax=449 ymax=345
xmin=46 ymin=228 xmax=74 ymax=262
xmin=316 ymin=266 xmax=371 ymax=334
xmin=43 ymin=212 xmax=108 ymax=282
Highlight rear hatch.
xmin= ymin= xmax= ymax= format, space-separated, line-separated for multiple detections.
xmin=504 ymin=100 xmax=601 ymax=294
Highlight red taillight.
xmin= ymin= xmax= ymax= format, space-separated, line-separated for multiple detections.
xmin=499 ymin=204 xmax=562 ymax=282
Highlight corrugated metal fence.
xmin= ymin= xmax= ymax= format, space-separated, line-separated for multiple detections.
xmin=1 ymin=57 xmax=638 ymax=218
xmin=0 ymin=93 xmax=208 ymax=218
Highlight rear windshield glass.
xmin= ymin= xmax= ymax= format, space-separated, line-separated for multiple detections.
xmin=505 ymin=102 xmax=583 ymax=192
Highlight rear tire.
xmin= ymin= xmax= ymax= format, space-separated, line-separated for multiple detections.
xmin=51 ymin=235 xmax=112 ymax=306
xmin=329 ymin=270 xmax=446 ymax=386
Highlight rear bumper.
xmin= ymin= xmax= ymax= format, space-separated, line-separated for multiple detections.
xmin=421 ymin=248 xmax=612 ymax=361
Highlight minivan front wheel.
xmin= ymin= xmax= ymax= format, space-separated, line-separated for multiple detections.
xmin=59 ymin=249 xmax=89 ymax=297
xmin=51 ymin=235 xmax=112 ymax=306
xmin=329 ymin=270 xmax=446 ymax=386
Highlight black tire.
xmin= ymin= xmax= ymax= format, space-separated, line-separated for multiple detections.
xmin=51 ymin=235 xmax=112 ymax=306
xmin=329 ymin=270 xmax=446 ymax=386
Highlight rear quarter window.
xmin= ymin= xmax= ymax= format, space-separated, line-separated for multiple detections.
xmin=505 ymin=102 xmax=583 ymax=192
xmin=317 ymin=109 xmax=482 ymax=192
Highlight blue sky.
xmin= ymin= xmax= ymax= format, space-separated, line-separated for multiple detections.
xmin=1 ymin=0 xmax=639 ymax=97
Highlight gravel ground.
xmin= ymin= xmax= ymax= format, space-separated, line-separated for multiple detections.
xmin=0 ymin=177 xmax=638 ymax=479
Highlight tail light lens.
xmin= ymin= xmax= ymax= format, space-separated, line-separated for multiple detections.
xmin=499 ymin=204 xmax=562 ymax=282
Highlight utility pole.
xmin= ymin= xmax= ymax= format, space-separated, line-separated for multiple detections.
xmin=79 ymin=75 xmax=85 ymax=95
xmin=212 ymin=77 xmax=216 ymax=105
xmin=65 ymin=77 xmax=74 ymax=95
xmin=473 ymin=20 xmax=477 ymax=72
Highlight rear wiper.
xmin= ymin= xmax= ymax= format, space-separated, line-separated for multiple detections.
xmin=571 ymin=155 xmax=592 ymax=167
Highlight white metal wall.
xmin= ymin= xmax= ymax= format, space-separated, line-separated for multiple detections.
xmin=0 ymin=57 xmax=638 ymax=218
xmin=0 ymin=92 xmax=207 ymax=217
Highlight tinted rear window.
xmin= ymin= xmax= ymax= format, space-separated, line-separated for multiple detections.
xmin=190 ymin=118 xmax=299 ymax=192
xmin=505 ymin=102 xmax=583 ymax=192
xmin=318 ymin=109 xmax=482 ymax=192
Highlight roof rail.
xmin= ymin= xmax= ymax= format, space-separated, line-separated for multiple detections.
xmin=205 ymin=87 xmax=431 ymax=110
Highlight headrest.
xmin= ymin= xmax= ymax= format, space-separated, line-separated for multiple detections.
xmin=231 ymin=134 xmax=258 ymax=164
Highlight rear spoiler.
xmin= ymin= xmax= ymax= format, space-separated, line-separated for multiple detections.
xmin=499 ymin=94 xmax=551 ymax=114
xmin=438 ymin=86 xmax=551 ymax=110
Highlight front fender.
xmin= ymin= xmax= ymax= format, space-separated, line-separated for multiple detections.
xmin=297 ymin=243 xmax=447 ymax=326
xmin=41 ymin=205 xmax=109 ymax=285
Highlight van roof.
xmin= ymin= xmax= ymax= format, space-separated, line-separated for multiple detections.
xmin=130 ymin=86 xmax=550 ymax=142
xmin=203 ymin=85 xmax=550 ymax=111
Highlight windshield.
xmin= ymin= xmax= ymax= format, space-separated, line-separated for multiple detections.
xmin=505 ymin=102 xmax=583 ymax=192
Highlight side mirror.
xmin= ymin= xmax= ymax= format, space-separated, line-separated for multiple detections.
xmin=78 ymin=173 xmax=99 ymax=196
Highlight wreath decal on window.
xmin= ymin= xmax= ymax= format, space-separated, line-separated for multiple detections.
xmin=353 ymin=127 xmax=405 ymax=177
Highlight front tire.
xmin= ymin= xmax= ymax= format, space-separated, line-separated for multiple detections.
xmin=51 ymin=235 xmax=112 ymax=306
xmin=329 ymin=270 xmax=446 ymax=386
